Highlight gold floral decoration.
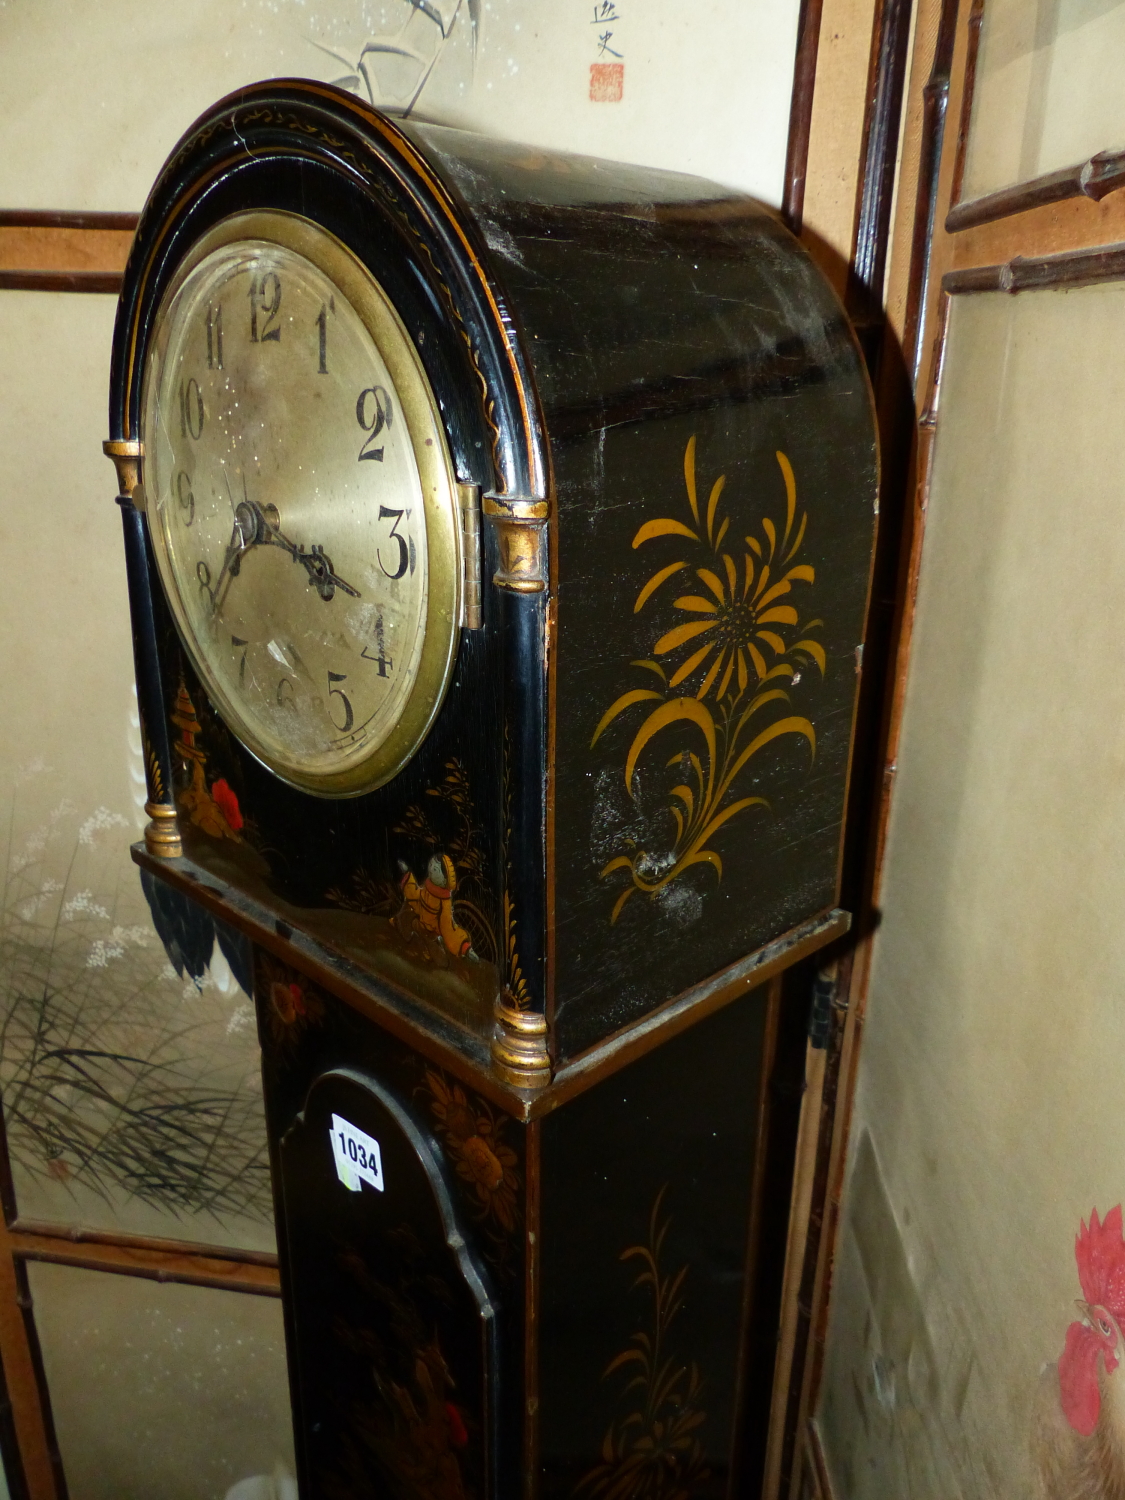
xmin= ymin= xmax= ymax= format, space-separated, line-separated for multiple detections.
xmin=501 ymin=718 xmax=532 ymax=1010
xmin=574 ymin=1185 xmax=708 ymax=1500
xmin=141 ymin=720 xmax=164 ymax=801
xmin=502 ymin=889 xmax=531 ymax=1009
xmin=258 ymin=954 xmax=325 ymax=1054
xmin=421 ymin=1069 xmax=520 ymax=1255
xmin=592 ymin=435 xmax=824 ymax=922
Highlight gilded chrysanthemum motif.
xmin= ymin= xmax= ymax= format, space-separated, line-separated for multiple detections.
xmin=592 ymin=436 xmax=824 ymax=922
xmin=422 ymin=1069 xmax=520 ymax=1242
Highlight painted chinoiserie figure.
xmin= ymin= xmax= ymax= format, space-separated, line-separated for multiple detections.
xmin=104 ymin=81 xmax=877 ymax=1499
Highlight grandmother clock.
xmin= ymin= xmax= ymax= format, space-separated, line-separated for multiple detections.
xmin=103 ymin=81 xmax=877 ymax=1500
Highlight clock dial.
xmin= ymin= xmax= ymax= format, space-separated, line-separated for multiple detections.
xmin=140 ymin=213 xmax=461 ymax=796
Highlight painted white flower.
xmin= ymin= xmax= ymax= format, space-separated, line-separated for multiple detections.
xmin=63 ymin=890 xmax=111 ymax=922
xmin=77 ymin=807 xmax=129 ymax=846
xmin=85 ymin=925 xmax=149 ymax=968
xmin=225 ymin=1004 xmax=254 ymax=1037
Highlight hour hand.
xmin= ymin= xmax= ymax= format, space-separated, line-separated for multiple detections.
xmin=210 ymin=510 xmax=255 ymax=614
xmin=296 ymin=545 xmax=360 ymax=602
xmin=213 ymin=498 xmax=360 ymax=604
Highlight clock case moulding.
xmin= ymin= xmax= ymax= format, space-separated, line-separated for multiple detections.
xmin=103 ymin=80 xmax=877 ymax=1497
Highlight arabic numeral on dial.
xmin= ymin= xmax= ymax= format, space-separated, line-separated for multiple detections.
xmin=356 ymin=385 xmax=392 ymax=461
xmin=196 ymin=559 xmax=213 ymax=606
xmin=327 ymin=671 xmax=354 ymax=733
xmin=175 ymin=470 xmax=195 ymax=525
xmin=206 ymin=304 xmax=223 ymax=369
xmin=376 ymin=505 xmax=413 ymax=580
xmin=315 ymin=297 xmax=334 ymax=374
xmin=361 ymin=643 xmax=393 ymax=678
xmin=249 ymin=272 xmax=282 ymax=343
xmin=361 ymin=613 xmax=393 ymax=677
xmin=277 ymin=677 xmax=296 ymax=707
xmin=179 ymin=378 xmax=204 ymax=440
xmin=231 ymin=635 xmax=248 ymax=686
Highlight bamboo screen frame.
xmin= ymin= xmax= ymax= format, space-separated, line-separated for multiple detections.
xmin=774 ymin=2 xmax=1125 ymax=1497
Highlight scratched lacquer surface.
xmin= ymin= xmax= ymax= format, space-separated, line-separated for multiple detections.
xmin=553 ymin=314 xmax=875 ymax=1055
xmin=554 ymin=313 xmax=875 ymax=1053
xmin=406 ymin=131 xmax=878 ymax=1058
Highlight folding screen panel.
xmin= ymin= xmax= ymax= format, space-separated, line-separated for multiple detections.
xmin=820 ymin=278 xmax=1125 ymax=1497
xmin=802 ymin=0 xmax=1125 ymax=1497
xmin=961 ymin=0 xmax=1125 ymax=201
xmin=27 ymin=1264 xmax=294 ymax=1500
xmin=0 ymin=293 xmax=275 ymax=1253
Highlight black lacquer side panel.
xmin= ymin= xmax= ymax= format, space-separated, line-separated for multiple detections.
xmin=552 ymin=383 xmax=873 ymax=1058
xmin=539 ymin=989 xmax=769 ymax=1499
xmin=499 ymin=586 xmax=548 ymax=1018
xmin=118 ymin=499 xmax=178 ymax=812
xmin=407 ymin=128 xmax=878 ymax=1057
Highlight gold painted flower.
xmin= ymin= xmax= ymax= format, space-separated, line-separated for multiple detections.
xmin=423 ymin=1069 xmax=520 ymax=1234
xmin=591 ymin=436 xmax=826 ymax=923
xmin=633 ymin=437 xmax=824 ymax=700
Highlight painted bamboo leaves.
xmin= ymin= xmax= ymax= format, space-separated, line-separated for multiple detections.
xmin=574 ymin=1186 xmax=708 ymax=1500
xmin=592 ymin=437 xmax=824 ymax=923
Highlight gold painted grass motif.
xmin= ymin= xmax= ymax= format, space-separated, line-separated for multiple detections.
xmin=574 ymin=1185 xmax=708 ymax=1500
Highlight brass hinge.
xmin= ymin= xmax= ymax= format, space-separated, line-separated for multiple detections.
xmin=459 ymin=482 xmax=483 ymax=630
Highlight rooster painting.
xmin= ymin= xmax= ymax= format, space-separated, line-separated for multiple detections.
xmin=1033 ymin=1206 xmax=1125 ymax=1498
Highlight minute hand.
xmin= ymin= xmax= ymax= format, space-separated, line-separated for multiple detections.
xmin=244 ymin=500 xmax=360 ymax=602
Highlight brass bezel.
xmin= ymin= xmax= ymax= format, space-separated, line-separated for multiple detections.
xmin=139 ymin=209 xmax=463 ymax=799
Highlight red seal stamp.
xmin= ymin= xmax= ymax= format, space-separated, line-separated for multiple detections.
xmin=589 ymin=62 xmax=624 ymax=102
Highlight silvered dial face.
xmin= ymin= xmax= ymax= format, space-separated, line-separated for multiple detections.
xmin=140 ymin=213 xmax=460 ymax=795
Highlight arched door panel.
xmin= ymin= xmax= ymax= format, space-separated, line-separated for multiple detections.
xmin=279 ymin=1067 xmax=499 ymax=1500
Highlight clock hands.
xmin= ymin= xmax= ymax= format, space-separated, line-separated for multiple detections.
xmin=297 ymin=542 xmax=361 ymax=602
xmin=209 ymin=496 xmax=360 ymax=614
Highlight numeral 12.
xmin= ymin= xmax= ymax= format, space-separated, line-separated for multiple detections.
xmin=248 ymin=272 xmax=282 ymax=343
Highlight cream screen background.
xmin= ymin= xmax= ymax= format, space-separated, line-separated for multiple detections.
xmin=0 ymin=0 xmax=800 ymax=210
xmin=818 ymin=282 xmax=1125 ymax=1498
